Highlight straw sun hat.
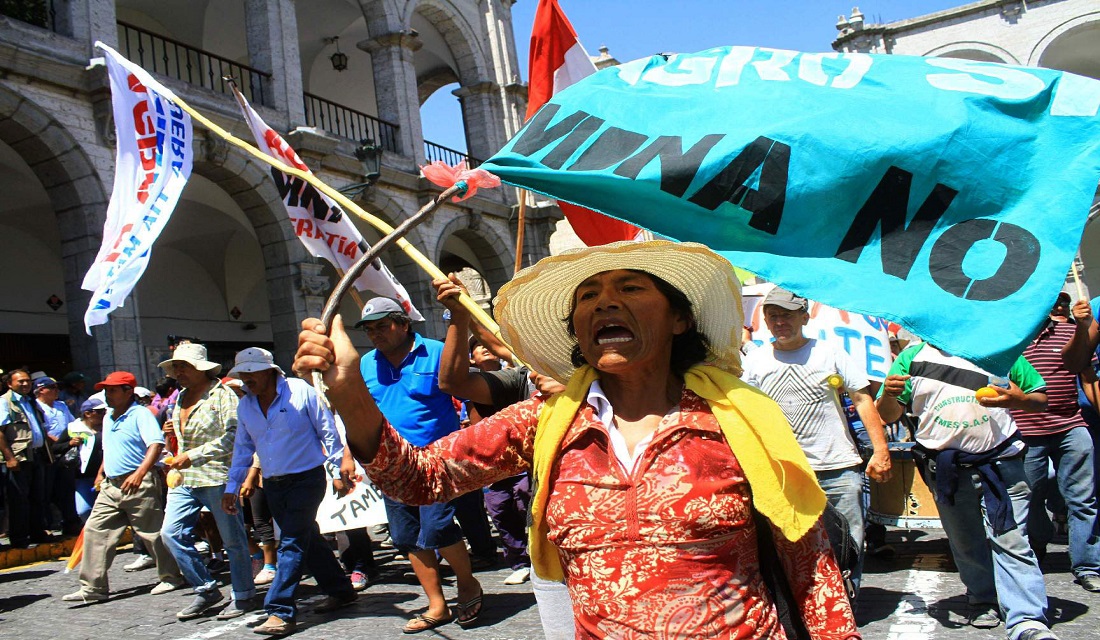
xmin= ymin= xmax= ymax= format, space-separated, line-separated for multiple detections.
xmin=493 ymin=240 xmax=744 ymax=384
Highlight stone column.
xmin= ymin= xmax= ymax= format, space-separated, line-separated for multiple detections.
xmin=58 ymin=0 xmax=117 ymax=51
xmin=482 ymin=0 xmax=526 ymax=139
xmin=245 ymin=0 xmax=305 ymax=121
xmin=358 ymin=31 xmax=423 ymax=170
xmin=452 ymin=81 xmax=502 ymax=165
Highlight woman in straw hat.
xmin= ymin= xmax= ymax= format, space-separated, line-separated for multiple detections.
xmin=295 ymin=240 xmax=857 ymax=638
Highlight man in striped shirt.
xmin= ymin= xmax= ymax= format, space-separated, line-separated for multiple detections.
xmin=1012 ymin=292 xmax=1100 ymax=593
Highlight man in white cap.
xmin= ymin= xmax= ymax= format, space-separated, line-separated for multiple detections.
xmin=742 ymin=286 xmax=893 ymax=597
xmin=223 ymin=347 xmax=355 ymax=636
xmin=158 ymin=343 xmax=257 ymax=621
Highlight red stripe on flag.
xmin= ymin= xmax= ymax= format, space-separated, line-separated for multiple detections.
xmin=526 ymin=0 xmax=640 ymax=246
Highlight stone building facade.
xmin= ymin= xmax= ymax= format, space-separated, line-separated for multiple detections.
xmin=832 ymin=0 xmax=1100 ymax=294
xmin=0 ymin=0 xmax=556 ymax=382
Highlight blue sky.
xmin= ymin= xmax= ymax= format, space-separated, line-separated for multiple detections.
xmin=420 ymin=0 xmax=967 ymax=154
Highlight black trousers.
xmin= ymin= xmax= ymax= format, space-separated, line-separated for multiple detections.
xmin=4 ymin=458 xmax=47 ymax=546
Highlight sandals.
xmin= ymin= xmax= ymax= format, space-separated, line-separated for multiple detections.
xmin=402 ymin=612 xmax=451 ymax=634
xmin=455 ymin=588 xmax=484 ymax=627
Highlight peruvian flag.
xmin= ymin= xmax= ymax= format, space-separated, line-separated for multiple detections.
xmin=526 ymin=0 xmax=641 ymax=246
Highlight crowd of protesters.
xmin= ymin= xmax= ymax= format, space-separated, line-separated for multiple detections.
xmin=2 ymin=245 xmax=1100 ymax=639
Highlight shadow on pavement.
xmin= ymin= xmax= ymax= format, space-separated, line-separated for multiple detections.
xmin=0 ymin=569 xmax=54 ymax=584
xmin=0 ymin=593 xmax=50 ymax=613
xmin=1047 ymin=594 xmax=1090 ymax=625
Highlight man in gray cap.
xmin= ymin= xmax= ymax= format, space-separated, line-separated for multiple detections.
xmin=353 ymin=297 xmax=485 ymax=633
xmin=742 ymin=287 xmax=893 ymax=597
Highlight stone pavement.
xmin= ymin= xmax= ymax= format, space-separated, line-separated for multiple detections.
xmin=1 ymin=529 xmax=1098 ymax=639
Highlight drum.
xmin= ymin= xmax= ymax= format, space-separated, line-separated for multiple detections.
xmin=868 ymin=443 xmax=940 ymax=529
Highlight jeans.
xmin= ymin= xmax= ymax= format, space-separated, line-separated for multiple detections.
xmin=161 ymin=484 xmax=256 ymax=601
xmin=1023 ymin=427 xmax=1100 ymax=578
xmin=383 ymin=495 xmax=464 ymax=553
xmin=932 ymin=455 xmax=1051 ymax=639
xmin=263 ymin=466 xmax=353 ymax=621
xmin=484 ymin=475 xmax=531 ymax=570
xmin=816 ymin=466 xmax=864 ymax=591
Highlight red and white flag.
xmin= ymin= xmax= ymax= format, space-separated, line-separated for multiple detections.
xmin=230 ymin=86 xmax=423 ymax=321
xmin=526 ymin=0 xmax=641 ymax=246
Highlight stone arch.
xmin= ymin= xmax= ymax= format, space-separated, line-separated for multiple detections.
xmin=432 ymin=213 xmax=513 ymax=297
xmin=0 ymin=85 xmax=112 ymax=376
xmin=922 ymin=42 xmax=1017 ymax=64
xmin=406 ymin=0 xmax=491 ymax=88
xmin=1031 ymin=12 xmax=1100 ymax=78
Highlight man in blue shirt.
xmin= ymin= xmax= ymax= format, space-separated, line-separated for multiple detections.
xmin=62 ymin=371 xmax=183 ymax=603
xmin=356 ymin=297 xmax=483 ymax=633
xmin=0 ymin=369 xmax=51 ymax=547
xmin=34 ymin=376 xmax=81 ymax=536
xmin=223 ymin=348 xmax=355 ymax=637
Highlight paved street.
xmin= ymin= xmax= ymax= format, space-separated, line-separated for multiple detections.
xmin=1 ymin=529 xmax=1099 ymax=639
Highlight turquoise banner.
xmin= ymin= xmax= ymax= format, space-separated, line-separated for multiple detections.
xmin=482 ymin=46 xmax=1100 ymax=374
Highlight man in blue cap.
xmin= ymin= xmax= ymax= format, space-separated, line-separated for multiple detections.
xmin=354 ymin=297 xmax=484 ymax=633
xmin=34 ymin=376 xmax=81 ymax=536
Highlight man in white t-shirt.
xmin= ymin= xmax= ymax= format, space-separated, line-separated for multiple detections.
xmin=742 ymin=287 xmax=892 ymax=594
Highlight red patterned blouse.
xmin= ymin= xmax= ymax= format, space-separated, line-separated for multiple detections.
xmin=365 ymin=387 xmax=859 ymax=639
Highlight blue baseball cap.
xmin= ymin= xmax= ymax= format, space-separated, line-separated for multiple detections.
xmin=80 ymin=397 xmax=106 ymax=412
xmin=32 ymin=376 xmax=58 ymax=391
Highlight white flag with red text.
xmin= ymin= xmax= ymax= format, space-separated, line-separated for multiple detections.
xmin=83 ymin=43 xmax=194 ymax=333
xmin=526 ymin=0 xmax=642 ymax=246
xmin=231 ymin=86 xmax=423 ymax=321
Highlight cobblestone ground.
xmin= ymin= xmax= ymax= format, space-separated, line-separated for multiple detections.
xmin=1 ymin=529 xmax=1098 ymax=639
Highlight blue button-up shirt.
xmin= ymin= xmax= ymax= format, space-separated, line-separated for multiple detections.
xmin=227 ymin=376 xmax=342 ymax=495
xmin=40 ymin=400 xmax=75 ymax=439
xmin=103 ymin=403 xmax=165 ymax=478
xmin=360 ymin=333 xmax=460 ymax=447
xmin=0 ymin=392 xmax=46 ymax=448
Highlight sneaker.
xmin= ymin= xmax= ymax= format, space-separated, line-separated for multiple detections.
xmin=254 ymin=566 xmax=277 ymax=585
xmin=350 ymin=571 xmax=369 ymax=591
xmin=379 ymin=536 xmax=394 ymax=549
xmin=151 ymin=580 xmax=185 ymax=595
xmin=1018 ymin=629 xmax=1060 ymax=640
xmin=503 ymin=567 xmax=531 ymax=585
xmin=1076 ymin=574 xmax=1100 ymax=593
xmin=61 ymin=589 xmax=107 ymax=603
xmin=216 ymin=597 xmax=259 ymax=620
xmin=967 ymin=605 xmax=1001 ymax=629
xmin=313 ymin=593 xmax=357 ymax=613
xmin=177 ymin=590 xmax=225 ymax=620
xmin=123 ymin=555 xmax=155 ymax=572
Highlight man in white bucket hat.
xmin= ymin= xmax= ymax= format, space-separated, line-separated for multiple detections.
xmin=157 ymin=343 xmax=257 ymax=622
xmin=223 ymin=347 xmax=355 ymax=636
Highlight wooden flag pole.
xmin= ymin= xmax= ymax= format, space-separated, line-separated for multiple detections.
xmin=161 ymin=80 xmax=509 ymax=349
xmin=514 ymin=189 xmax=528 ymax=274
xmin=1071 ymin=258 xmax=1086 ymax=301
